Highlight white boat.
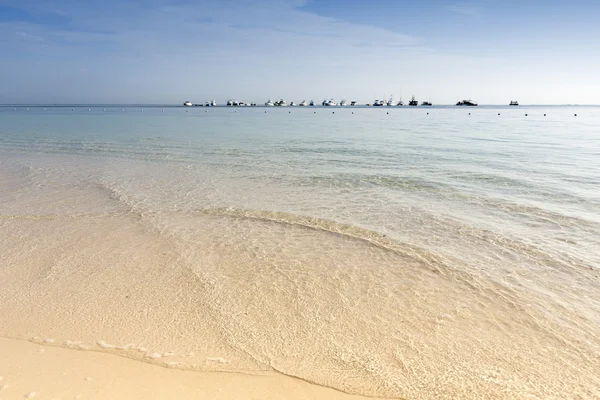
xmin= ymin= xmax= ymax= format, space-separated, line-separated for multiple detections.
xmin=276 ymin=99 xmax=287 ymax=106
xmin=373 ymin=99 xmax=385 ymax=106
xmin=299 ymin=100 xmax=307 ymax=106
xmin=183 ymin=101 xmax=192 ymax=107
xmin=386 ymin=97 xmax=394 ymax=106
xmin=227 ymin=100 xmax=233 ymax=106
xmin=339 ymin=99 xmax=347 ymax=106
xmin=290 ymin=101 xmax=296 ymax=106
xmin=211 ymin=100 xmax=217 ymax=106
xmin=323 ymin=99 xmax=336 ymax=106
xmin=265 ymin=99 xmax=275 ymax=106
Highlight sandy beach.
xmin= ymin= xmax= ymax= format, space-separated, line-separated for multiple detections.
xmin=1 ymin=108 xmax=599 ymax=399
xmin=0 ymin=337 xmax=376 ymax=400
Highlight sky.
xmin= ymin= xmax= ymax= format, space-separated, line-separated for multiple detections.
xmin=1 ymin=0 xmax=599 ymax=104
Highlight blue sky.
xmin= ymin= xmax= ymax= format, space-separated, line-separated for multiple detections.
xmin=1 ymin=0 xmax=599 ymax=104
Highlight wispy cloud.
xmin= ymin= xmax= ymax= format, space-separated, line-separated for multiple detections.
xmin=446 ymin=3 xmax=482 ymax=18
xmin=15 ymin=31 xmax=45 ymax=42
xmin=6 ymin=0 xmax=575 ymax=104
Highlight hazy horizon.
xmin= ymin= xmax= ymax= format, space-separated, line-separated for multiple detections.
xmin=2 ymin=0 xmax=599 ymax=105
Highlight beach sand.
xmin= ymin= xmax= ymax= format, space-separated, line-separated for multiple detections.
xmin=1 ymin=159 xmax=599 ymax=399
xmin=0 ymin=337 xmax=373 ymax=400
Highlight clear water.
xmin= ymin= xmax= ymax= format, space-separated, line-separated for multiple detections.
xmin=1 ymin=105 xmax=599 ymax=398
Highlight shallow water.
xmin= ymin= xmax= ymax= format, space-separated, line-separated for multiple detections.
xmin=1 ymin=106 xmax=599 ymax=399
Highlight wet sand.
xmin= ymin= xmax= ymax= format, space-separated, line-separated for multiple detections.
xmin=0 ymin=337 xmax=374 ymax=400
xmin=1 ymin=143 xmax=599 ymax=399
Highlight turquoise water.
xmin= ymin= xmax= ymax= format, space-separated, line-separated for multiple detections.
xmin=1 ymin=105 xmax=599 ymax=398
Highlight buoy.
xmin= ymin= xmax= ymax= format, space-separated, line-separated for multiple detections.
xmin=288 ymin=111 xmax=290 ymax=113
xmin=386 ymin=112 xmax=388 ymax=114
xmin=525 ymin=114 xmax=528 ymax=116
xmin=186 ymin=110 xmax=188 ymax=112
xmin=314 ymin=112 xmax=316 ymax=114
xmin=574 ymin=114 xmax=577 ymax=116
xmin=544 ymin=114 xmax=546 ymax=116
xmin=332 ymin=111 xmax=335 ymax=114
xmin=352 ymin=112 xmax=354 ymax=114
xmin=468 ymin=113 xmax=471 ymax=115
xmin=427 ymin=112 xmax=429 ymax=115
xmin=498 ymin=113 xmax=500 ymax=115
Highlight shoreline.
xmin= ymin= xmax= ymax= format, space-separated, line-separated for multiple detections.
xmin=1 ymin=120 xmax=598 ymax=399
xmin=0 ymin=337 xmax=377 ymax=400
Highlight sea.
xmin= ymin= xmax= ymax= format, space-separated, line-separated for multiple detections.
xmin=1 ymin=105 xmax=599 ymax=399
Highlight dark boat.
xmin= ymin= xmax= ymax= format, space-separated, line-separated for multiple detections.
xmin=408 ymin=96 xmax=418 ymax=106
xmin=421 ymin=101 xmax=432 ymax=106
xmin=509 ymin=100 xmax=519 ymax=106
xmin=456 ymin=100 xmax=478 ymax=106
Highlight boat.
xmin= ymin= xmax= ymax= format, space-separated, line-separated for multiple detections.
xmin=251 ymin=102 xmax=257 ymax=106
xmin=205 ymin=102 xmax=210 ymax=107
xmin=299 ymin=100 xmax=307 ymax=106
xmin=211 ymin=100 xmax=217 ymax=106
xmin=265 ymin=99 xmax=275 ymax=106
xmin=386 ymin=97 xmax=394 ymax=106
xmin=396 ymin=101 xmax=403 ymax=106
xmin=408 ymin=96 xmax=418 ymax=106
xmin=340 ymin=99 xmax=347 ymax=106
xmin=421 ymin=101 xmax=432 ymax=106
xmin=309 ymin=100 xmax=315 ymax=106
xmin=275 ymin=99 xmax=287 ymax=106
xmin=509 ymin=100 xmax=519 ymax=106
xmin=183 ymin=101 xmax=192 ymax=107
xmin=456 ymin=100 xmax=478 ymax=106
xmin=290 ymin=101 xmax=296 ymax=106
xmin=226 ymin=100 xmax=233 ymax=106
xmin=326 ymin=99 xmax=337 ymax=106
xmin=232 ymin=100 xmax=239 ymax=106
xmin=350 ymin=101 xmax=357 ymax=106
xmin=373 ymin=100 xmax=384 ymax=106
